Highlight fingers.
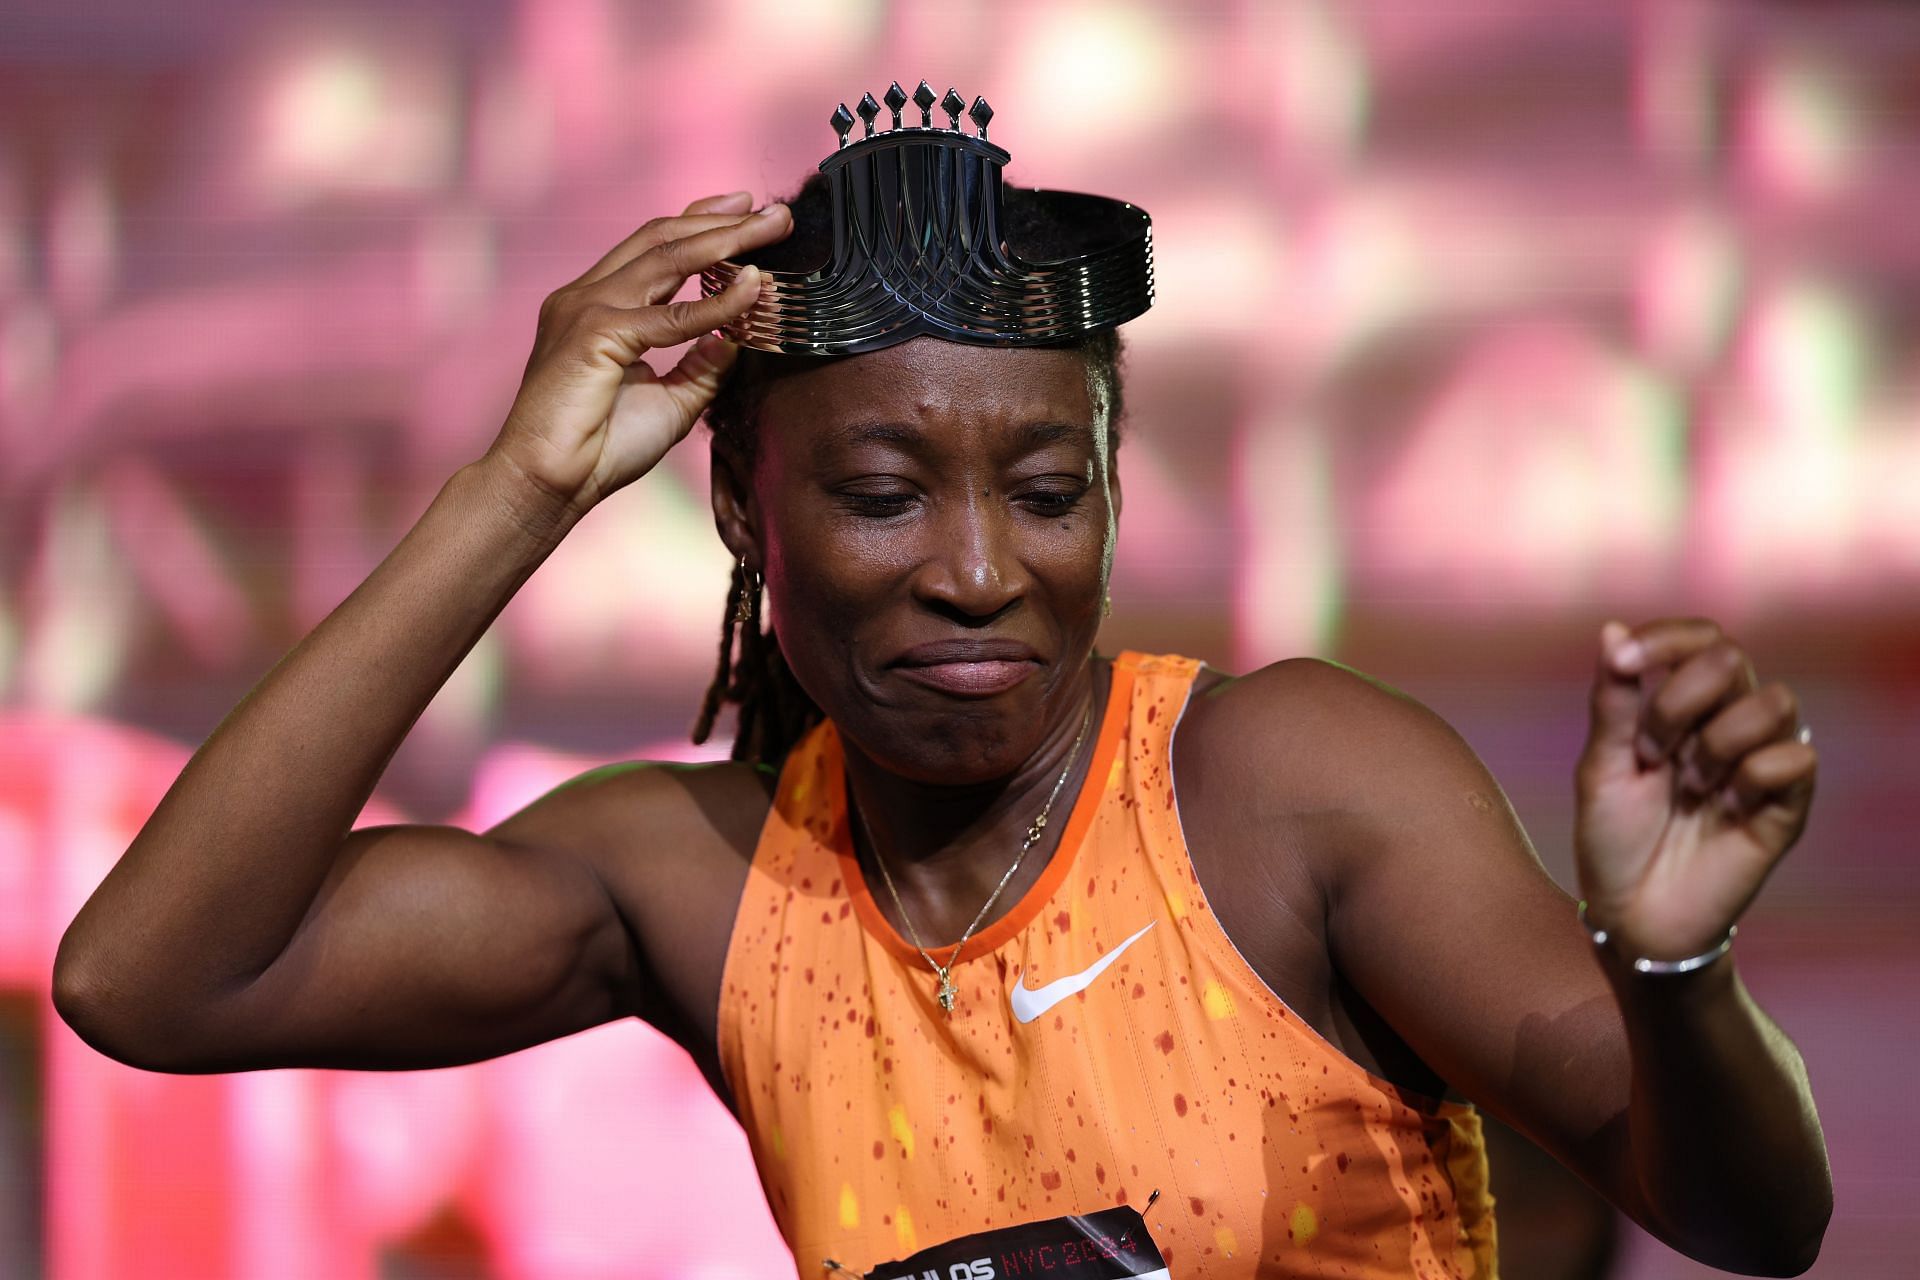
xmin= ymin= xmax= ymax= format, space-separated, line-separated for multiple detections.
xmin=570 ymin=266 xmax=763 ymax=368
xmin=1604 ymin=616 xmax=1723 ymax=676
xmin=1675 ymin=681 xmax=1801 ymax=802
xmin=1584 ymin=619 xmax=1649 ymax=769
xmin=1634 ymin=635 xmax=1758 ymax=768
xmin=576 ymin=211 xmax=751 ymax=287
xmin=1583 ymin=617 xmax=1763 ymax=783
xmin=657 ymin=331 xmax=743 ymax=426
xmin=591 ymin=202 xmax=792 ymax=308
xmin=684 ymin=190 xmax=754 ymax=216
xmin=1594 ymin=614 xmax=1815 ymax=817
xmin=573 ymin=194 xmax=760 ymax=286
xmin=1717 ymin=733 xmax=1818 ymax=871
xmin=1586 ymin=618 xmax=1747 ymax=761
xmin=1723 ymin=737 xmax=1817 ymax=819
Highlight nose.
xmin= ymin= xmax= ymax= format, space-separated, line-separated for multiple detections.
xmin=915 ymin=491 xmax=1026 ymax=620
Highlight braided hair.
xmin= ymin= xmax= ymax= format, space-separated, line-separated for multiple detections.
xmin=691 ymin=171 xmax=1128 ymax=769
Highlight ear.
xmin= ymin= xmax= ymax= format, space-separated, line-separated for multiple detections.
xmin=709 ymin=438 xmax=763 ymax=570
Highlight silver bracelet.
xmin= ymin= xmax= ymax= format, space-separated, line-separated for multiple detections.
xmin=1577 ymin=900 xmax=1736 ymax=975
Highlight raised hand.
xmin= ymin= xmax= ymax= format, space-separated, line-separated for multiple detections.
xmin=481 ymin=191 xmax=793 ymax=525
xmin=1574 ymin=617 xmax=1818 ymax=963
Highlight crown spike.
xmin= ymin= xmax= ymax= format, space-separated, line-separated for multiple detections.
xmin=969 ymin=95 xmax=994 ymax=140
xmin=913 ymin=79 xmax=938 ymax=127
xmin=830 ymin=102 xmax=855 ymax=147
xmin=883 ymin=81 xmax=908 ymax=130
xmin=857 ymin=92 xmax=881 ymax=138
xmin=940 ymin=87 xmax=966 ymax=130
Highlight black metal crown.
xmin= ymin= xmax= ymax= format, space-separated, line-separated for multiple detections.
xmin=700 ymin=79 xmax=1153 ymax=355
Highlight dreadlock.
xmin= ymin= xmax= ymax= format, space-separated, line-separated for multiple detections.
xmin=689 ymin=555 xmax=825 ymax=768
xmin=690 ymin=171 xmax=1128 ymax=769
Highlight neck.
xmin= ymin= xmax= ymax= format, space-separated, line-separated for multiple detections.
xmin=842 ymin=654 xmax=1110 ymax=941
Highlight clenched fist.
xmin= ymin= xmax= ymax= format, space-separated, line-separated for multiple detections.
xmin=1574 ymin=617 xmax=1818 ymax=965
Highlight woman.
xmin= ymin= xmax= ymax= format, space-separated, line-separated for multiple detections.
xmin=52 ymin=125 xmax=1829 ymax=1276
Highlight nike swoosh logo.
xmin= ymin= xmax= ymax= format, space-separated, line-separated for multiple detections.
xmin=1009 ymin=922 xmax=1156 ymax=1024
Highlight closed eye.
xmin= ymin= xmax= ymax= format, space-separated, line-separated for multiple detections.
xmin=1020 ymin=483 xmax=1089 ymax=516
xmin=837 ymin=492 xmax=917 ymax=518
xmin=834 ymin=484 xmax=1087 ymax=518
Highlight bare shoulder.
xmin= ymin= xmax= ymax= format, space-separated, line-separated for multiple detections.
xmin=1178 ymin=654 xmax=1481 ymax=823
xmin=1176 ymin=652 xmax=1538 ymax=924
xmin=1175 ymin=653 xmax=1599 ymax=1118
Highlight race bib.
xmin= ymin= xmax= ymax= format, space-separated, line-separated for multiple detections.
xmin=852 ymin=1204 xmax=1169 ymax=1280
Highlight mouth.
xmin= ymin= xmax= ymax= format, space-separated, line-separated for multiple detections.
xmin=888 ymin=640 xmax=1042 ymax=699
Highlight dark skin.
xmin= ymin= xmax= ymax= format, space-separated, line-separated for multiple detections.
xmin=54 ymin=192 xmax=1830 ymax=1276
xmin=699 ymin=333 xmax=1451 ymax=1101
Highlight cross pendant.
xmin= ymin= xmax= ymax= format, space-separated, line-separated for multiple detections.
xmin=935 ymin=969 xmax=957 ymax=1014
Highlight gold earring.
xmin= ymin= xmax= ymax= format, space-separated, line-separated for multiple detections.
xmin=733 ymin=557 xmax=759 ymax=624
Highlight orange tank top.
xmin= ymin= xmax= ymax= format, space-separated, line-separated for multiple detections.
xmin=718 ymin=651 xmax=1498 ymax=1278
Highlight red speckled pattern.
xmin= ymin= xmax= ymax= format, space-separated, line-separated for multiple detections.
xmin=718 ymin=652 xmax=1498 ymax=1277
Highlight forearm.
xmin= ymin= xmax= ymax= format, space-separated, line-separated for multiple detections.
xmin=54 ymin=456 xmax=578 ymax=1021
xmin=1608 ymin=952 xmax=1831 ymax=1275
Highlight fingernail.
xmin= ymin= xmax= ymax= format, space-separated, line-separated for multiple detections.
xmin=1635 ymin=732 xmax=1662 ymax=766
xmin=754 ymin=202 xmax=787 ymax=221
xmin=1615 ymin=639 xmax=1645 ymax=671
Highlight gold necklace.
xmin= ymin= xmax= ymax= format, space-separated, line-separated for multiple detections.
xmin=852 ymin=699 xmax=1095 ymax=1015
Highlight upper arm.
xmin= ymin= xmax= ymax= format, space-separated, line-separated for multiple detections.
xmin=1218 ymin=659 xmax=1644 ymax=1213
xmin=179 ymin=768 xmax=663 ymax=1074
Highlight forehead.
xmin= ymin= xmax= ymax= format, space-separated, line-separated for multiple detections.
xmin=756 ymin=337 xmax=1097 ymax=439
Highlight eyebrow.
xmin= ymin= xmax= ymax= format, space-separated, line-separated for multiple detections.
xmin=829 ymin=423 xmax=921 ymax=452
xmin=822 ymin=420 xmax=1096 ymax=456
xmin=1013 ymin=421 xmax=1096 ymax=451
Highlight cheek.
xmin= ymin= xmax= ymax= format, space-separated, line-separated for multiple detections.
xmin=757 ymin=515 xmax=889 ymax=694
xmin=764 ymin=516 xmax=893 ymax=609
xmin=1043 ymin=526 xmax=1111 ymax=602
xmin=1035 ymin=490 xmax=1118 ymax=585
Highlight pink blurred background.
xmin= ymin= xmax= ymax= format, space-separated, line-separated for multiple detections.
xmin=3 ymin=0 xmax=1917 ymax=1276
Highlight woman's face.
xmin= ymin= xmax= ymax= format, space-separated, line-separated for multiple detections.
xmin=717 ymin=336 xmax=1119 ymax=785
